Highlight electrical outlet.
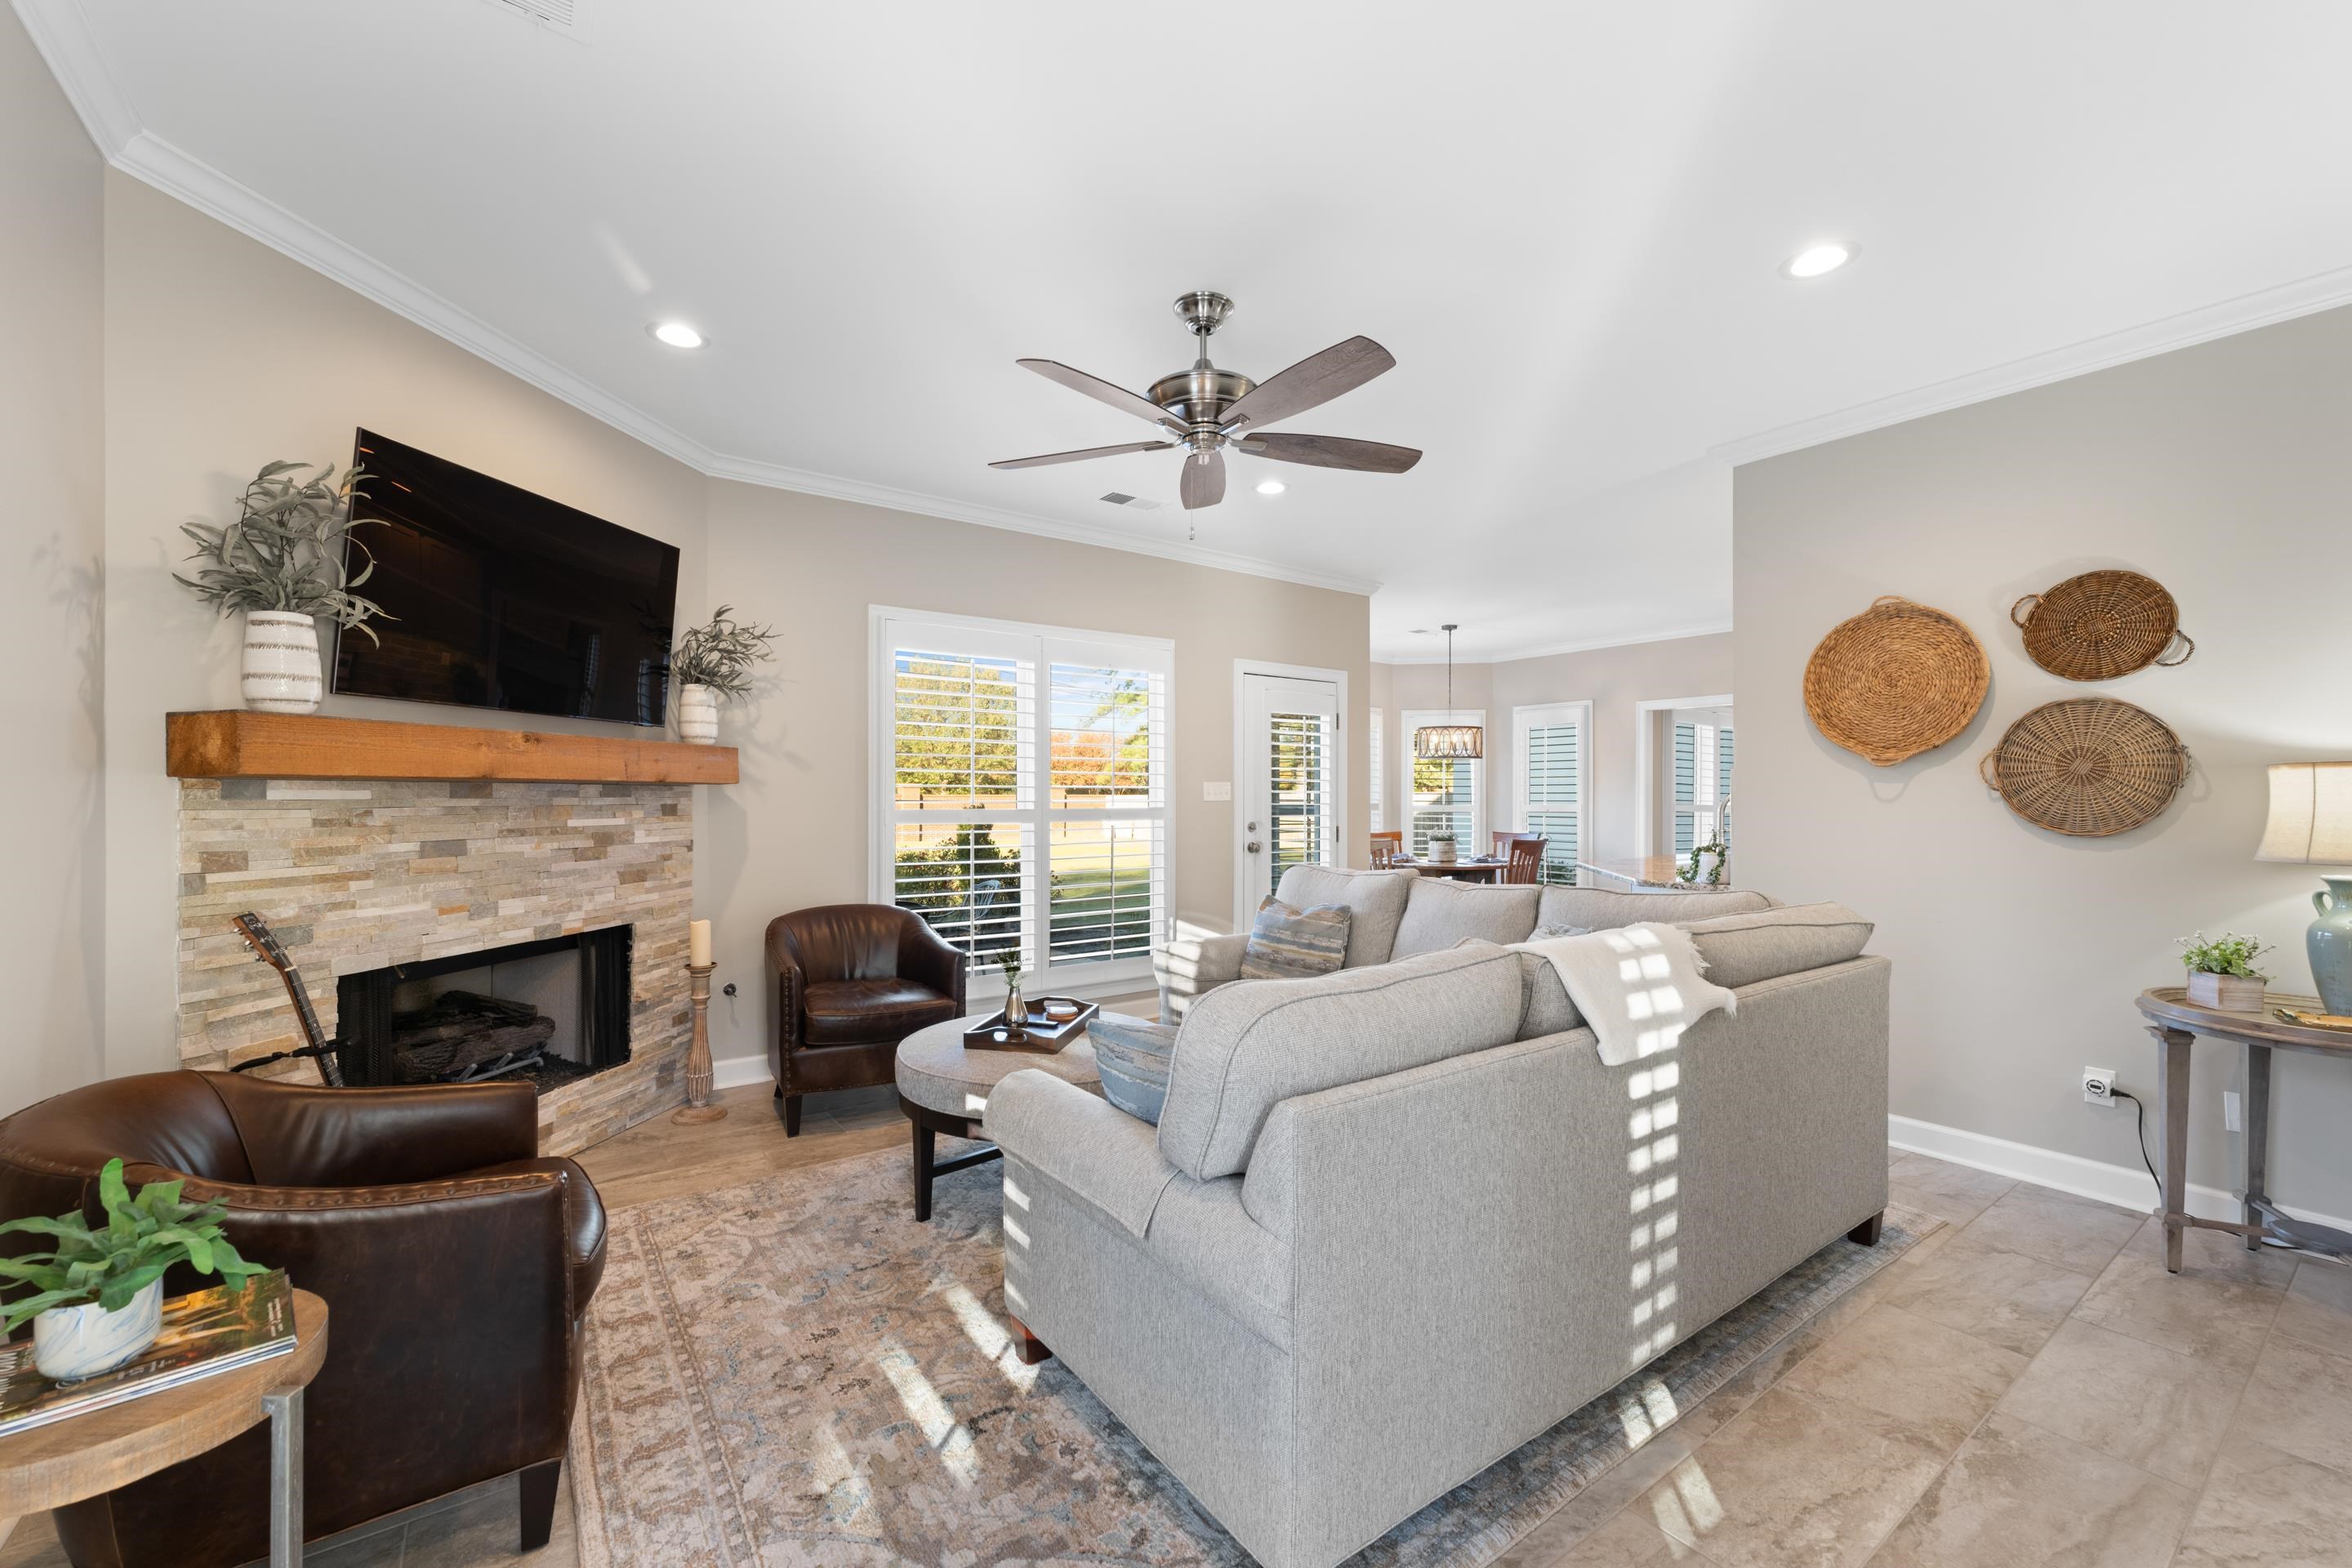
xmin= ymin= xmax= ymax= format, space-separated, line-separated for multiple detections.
xmin=2082 ymin=1067 xmax=2117 ymax=1106
xmin=2224 ymin=1090 xmax=2243 ymax=1133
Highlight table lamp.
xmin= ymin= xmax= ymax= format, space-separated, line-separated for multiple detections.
xmin=2257 ymin=761 xmax=2352 ymax=1014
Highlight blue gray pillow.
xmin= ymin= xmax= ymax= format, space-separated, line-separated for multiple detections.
xmin=1089 ymin=1016 xmax=1179 ymax=1124
xmin=1239 ymin=895 xmax=1352 ymax=981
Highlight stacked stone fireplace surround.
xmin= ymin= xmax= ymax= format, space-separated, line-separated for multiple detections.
xmin=175 ymin=777 xmax=695 ymax=1156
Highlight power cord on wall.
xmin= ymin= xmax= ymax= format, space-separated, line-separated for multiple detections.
xmin=2107 ymin=1089 xmax=2163 ymax=1194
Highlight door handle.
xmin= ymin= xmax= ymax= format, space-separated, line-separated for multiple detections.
xmin=1246 ymin=841 xmax=1263 ymax=853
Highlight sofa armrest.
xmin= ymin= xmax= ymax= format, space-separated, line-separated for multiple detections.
xmin=987 ymin=1070 xmax=1178 ymax=1240
xmin=1152 ymin=931 xmax=1249 ymax=1018
xmin=765 ymin=919 xmax=805 ymax=1056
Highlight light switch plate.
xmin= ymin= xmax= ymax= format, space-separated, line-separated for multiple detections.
xmin=1202 ymin=782 xmax=1232 ymax=801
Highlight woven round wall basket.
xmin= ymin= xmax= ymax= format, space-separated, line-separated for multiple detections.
xmin=2011 ymin=569 xmax=2194 ymax=681
xmin=1979 ymin=697 xmax=2190 ymax=837
xmin=1802 ymin=596 xmax=1990 ymax=767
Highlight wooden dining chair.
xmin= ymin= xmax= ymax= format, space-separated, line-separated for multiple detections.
xmin=1501 ymin=834 xmax=1547 ymax=884
xmin=1369 ymin=831 xmax=1403 ymax=868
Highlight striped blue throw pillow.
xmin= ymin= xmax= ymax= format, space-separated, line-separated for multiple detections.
xmin=1089 ymin=1016 xmax=1178 ymax=1124
xmin=1239 ymin=895 xmax=1352 ymax=981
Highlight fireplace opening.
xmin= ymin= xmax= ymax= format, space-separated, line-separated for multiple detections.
xmin=336 ymin=926 xmax=632 ymax=1093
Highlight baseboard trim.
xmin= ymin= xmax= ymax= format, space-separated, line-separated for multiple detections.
xmin=1889 ymin=1113 xmax=2352 ymax=1236
xmin=711 ymin=1054 xmax=771 ymax=1092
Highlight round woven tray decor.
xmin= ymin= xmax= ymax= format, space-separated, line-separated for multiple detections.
xmin=1802 ymin=596 xmax=1990 ymax=767
xmin=1978 ymin=698 xmax=2190 ymax=837
xmin=2011 ymin=569 xmax=2194 ymax=680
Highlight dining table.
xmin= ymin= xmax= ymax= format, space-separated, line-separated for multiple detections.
xmin=1389 ymin=856 xmax=1507 ymax=883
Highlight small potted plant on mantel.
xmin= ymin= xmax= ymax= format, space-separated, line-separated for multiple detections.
xmin=0 ymin=1158 xmax=266 ymax=1380
xmin=2179 ymin=931 xmax=2271 ymax=1013
xmin=175 ymin=461 xmax=391 ymax=715
xmin=670 ymin=605 xmax=777 ymax=744
xmin=1428 ymin=830 xmax=1458 ymax=865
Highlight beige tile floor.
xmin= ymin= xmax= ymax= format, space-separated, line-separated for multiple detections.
xmin=8 ymin=1123 xmax=2348 ymax=1567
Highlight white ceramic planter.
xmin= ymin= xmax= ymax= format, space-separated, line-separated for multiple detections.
xmin=2187 ymin=970 xmax=2265 ymax=1013
xmin=1431 ymin=840 xmax=1458 ymax=864
xmin=33 ymin=1279 xmax=163 ymax=1382
xmin=241 ymin=610 xmax=323 ymax=715
xmin=677 ymin=683 xmax=719 ymax=744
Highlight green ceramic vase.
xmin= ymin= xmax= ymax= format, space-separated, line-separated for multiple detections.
xmin=2310 ymin=875 xmax=2352 ymax=1016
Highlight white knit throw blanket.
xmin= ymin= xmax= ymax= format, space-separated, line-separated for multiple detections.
xmin=1514 ymin=922 xmax=1735 ymax=1066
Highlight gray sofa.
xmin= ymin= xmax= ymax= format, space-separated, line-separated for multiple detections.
xmin=990 ymin=866 xmax=1886 ymax=1568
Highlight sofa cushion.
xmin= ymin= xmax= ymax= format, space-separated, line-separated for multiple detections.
xmin=1679 ymin=902 xmax=1874 ymax=989
xmin=801 ymin=978 xmax=957 ymax=1044
xmin=1535 ymin=884 xmax=1774 ymax=933
xmin=1088 ymin=1017 xmax=1179 ymax=1124
xmin=1272 ymin=864 xmax=1416 ymax=968
xmin=1513 ymin=951 xmax=1586 ymax=1039
xmin=1390 ymin=880 xmax=1543 ymax=960
xmin=1157 ymin=944 xmax=1526 ymax=1181
xmin=1239 ymin=897 xmax=1352 ymax=981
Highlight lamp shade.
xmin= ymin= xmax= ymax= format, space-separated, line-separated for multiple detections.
xmin=2256 ymin=762 xmax=2352 ymax=864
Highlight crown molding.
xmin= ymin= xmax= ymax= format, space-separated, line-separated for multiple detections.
xmin=17 ymin=2 xmax=1375 ymax=600
xmin=1712 ymin=260 xmax=2352 ymax=467
xmin=1374 ymin=619 xmax=1735 ymax=666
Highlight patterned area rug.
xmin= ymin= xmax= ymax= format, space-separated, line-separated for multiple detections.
xmin=569 ymin=1146 xmax=1936 ymax=1567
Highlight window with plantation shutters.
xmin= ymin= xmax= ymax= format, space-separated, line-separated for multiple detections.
xmin=1267 ymin=708 xmax=1330 ymax=891
xmin=1368 ymin=708 xmax=1385 ymax=833
xmin=875 ymin=611 xmax=1170 ymax=991
xmin=1671 ymin=719 xmax=1732 ymax=853
xmin=1513 ymin=702 xmax=1588 ymax=884
xmin=1402 ymin=709 xmax=1483 ymax=856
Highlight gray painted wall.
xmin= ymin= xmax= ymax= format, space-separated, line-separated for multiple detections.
xmin=1735 ymin=302 xmax=2352 ymax=1222
xmin=0 ymin=8 xmax=105 ymax=1106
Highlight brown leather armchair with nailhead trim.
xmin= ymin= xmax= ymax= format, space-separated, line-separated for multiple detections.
xmin=0 ymin=1071 xmax=603 ymax=1568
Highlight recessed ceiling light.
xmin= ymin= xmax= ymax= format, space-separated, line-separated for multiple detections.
xmin=1255 ymin=479 xmax=1286 ymax=496
xmin=1783 ymin=242 xmax=1856 ymax=279
xmin=650 ymin=321 xmax=705 ymax=349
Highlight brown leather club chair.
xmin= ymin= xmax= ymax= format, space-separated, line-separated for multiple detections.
xmin=767 ymin=904 xmax=966 ymax=1134
xmin=0 ymin=1071 xmax=604 ymax=1568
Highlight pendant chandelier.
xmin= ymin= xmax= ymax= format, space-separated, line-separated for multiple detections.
xmin=1413 ymin=624 xmax=1484 ymax=760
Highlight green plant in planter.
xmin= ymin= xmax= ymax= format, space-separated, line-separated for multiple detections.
xmin=987 ymin=947 xmax=1024 ymax=989
xmin=1683 ymin=835 xmax=1729 ymax=887
xmin=173 ymin=461 xmax=392 ymax=644
xmin=0 ymin=1160 xmax=265 ymax=1333
xmin=2178 ymin=931 xmax=2271 ymax=979
xmin=671 ymin=605 xmax=777 ymax=699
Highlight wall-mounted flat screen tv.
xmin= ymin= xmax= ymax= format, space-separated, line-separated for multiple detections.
xmin=332 ymin=430 xmax=680 ymax=727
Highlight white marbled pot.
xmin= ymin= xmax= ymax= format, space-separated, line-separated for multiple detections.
xmin=241 ymin=609 xmax=323 ymax=715
xmin=33 ymin=1278 xmax=163 ymax=1382
xmin=677 ymin=683 xmax=719 ymax=744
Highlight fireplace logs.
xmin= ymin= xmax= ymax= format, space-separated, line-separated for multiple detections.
xmin=390 ymin=991 xmax=557 ymax=1083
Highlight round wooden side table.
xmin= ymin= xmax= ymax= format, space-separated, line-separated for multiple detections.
xmin=0 ymin=1288 xmax=328 ymax=1568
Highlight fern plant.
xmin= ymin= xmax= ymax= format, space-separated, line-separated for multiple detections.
xmin=671 ymin=604 xmax=777 ymax=700
xmin=174 ymin=461 xmax=392 ymax=644
xmin=0 ymin=1159 xmax=265 ymax=1333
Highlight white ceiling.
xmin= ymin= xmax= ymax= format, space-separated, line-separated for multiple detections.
xmin=24 ymin=0 xmax=2352 ymax=659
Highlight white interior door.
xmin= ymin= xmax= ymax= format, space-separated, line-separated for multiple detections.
xmin=1238 ymin=673 xmax=1341 ymax=920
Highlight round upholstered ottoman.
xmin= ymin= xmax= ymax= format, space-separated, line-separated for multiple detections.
xmin=892 ymin=1013 xmax=1120 ymax=1221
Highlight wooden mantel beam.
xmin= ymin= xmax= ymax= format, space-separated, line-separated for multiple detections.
xmin=165 ymin=710 xmax=738 ymax=785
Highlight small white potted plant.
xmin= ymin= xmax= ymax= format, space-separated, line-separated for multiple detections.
xmin=2179 ymin=931 xmax=2270 ymax=1013
xmin=175 ymin=461 xmax=390 ymax=714
xmin=1428 ymin=831 xmax=1457 ymax=865
xmin=670 ymin=605 xmax=776 ymax=744
xmin=0 ymin=1158 xmax=266 ymax=1381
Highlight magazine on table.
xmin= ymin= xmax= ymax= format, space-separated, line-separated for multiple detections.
xmin=0 ymin=1269 xmax=297 ymax=1440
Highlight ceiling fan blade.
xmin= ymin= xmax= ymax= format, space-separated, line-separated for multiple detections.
xmin=1218 ymin=336 xmax=1396 ymax=432
xmin=1180 ymin=447 xmax=1227 ymax=510
xmin=1239 ymin=432 xmax=1423 ymax=474
xmin=989 ymin=440 xmax=1174 ymax=470
xmin=1017 ymin=359 xmax=1178 ymax=430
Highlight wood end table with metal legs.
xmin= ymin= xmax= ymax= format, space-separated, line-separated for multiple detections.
xmin=2138 ymin=987 xmax=2352 ymax=1272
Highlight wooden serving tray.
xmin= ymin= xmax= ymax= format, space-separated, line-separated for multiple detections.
xmin=961 ymin=996 xmax=1098 ymax=1054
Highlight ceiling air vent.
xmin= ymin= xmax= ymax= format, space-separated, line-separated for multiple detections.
xmin=1100 ymin=492 xmax=1161 ymax=512
xmin=480 ymin=0 xmax=578 ymax=33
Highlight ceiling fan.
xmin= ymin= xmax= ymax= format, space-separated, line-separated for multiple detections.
xmin=990 ymin=291 xmax=1423 ymax=510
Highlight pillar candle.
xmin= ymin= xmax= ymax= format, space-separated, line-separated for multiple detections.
xmin=689 ymin=918 xmax=713 ymax=968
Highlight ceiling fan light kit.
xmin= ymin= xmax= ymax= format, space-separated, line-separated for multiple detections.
xmin=991 ymin=291 xmax=1424 ymax=510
